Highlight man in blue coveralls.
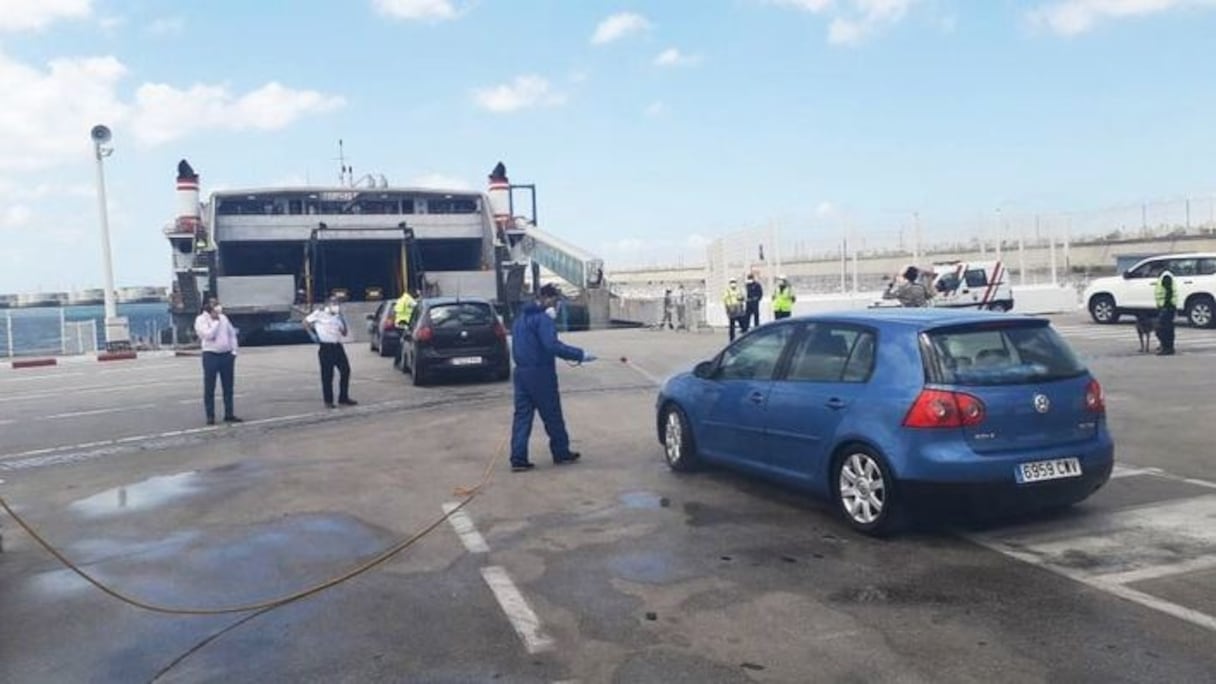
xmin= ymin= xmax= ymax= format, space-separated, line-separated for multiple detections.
xmin=510 ymin=283 xmax=597 ymax=472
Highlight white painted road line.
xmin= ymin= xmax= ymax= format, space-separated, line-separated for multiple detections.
xmin=442 ymin=502 xmax=490 ymax=554
xmin=967 ymin=493 xmax=1216 ymax=633
xmin=1092 ymin=554 xmax=1216 ymax=586
xmin=481 ymin=565 xmax=555 ymax=654
xmin=43 ymin=404 xmax=158 ymax=420
xmin=1110 ymin=465 xmax=1164 ymax=479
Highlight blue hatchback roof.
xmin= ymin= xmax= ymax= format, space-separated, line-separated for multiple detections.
xmin=791 ymin=307 xmax=1044 ymax=331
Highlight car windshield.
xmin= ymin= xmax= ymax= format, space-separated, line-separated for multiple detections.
xmin=428 ymin=303 xmax=494 ymax=328
xmin=923 ymin=323 xmax=1086 ymax=386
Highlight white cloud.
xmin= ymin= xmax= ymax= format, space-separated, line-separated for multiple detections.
xmin=0 ymin=49 xmax=345 ymax=169
xmin=2 ymin=204 xmax=33 ymax=227
xmin=686 ymin=234 xmax=712 ymax=250
xmin=815 ymin=201 xmax=836 ymax=218
xmin=409 ymin=172 xmax=473 ymax=190
xmin=145 ymin=16 xmax=185 ymax=36
xmin=1029 ymin=0 xmax=1216 ymax=36
xmin=472 ymin=75 xmax=566 ymax=113
xmin=0 ymin=0 xmax=91 ymax=32
xmin=372 ymin=0 xmax=463 ymax=22
xmin=591 ymin=12 xmax=651 ymax=45
xmin=654 ymin=48 xmax=703 ymax=67
xmin=132 ymin=81 xmax=345 ymax=145
xmin=770 ymin=0 xmax=918 ymax=46
xmin=644 ymin=101 xmax=667 ymax=117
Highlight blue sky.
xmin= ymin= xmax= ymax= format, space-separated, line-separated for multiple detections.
xmin=1 ymin=0 xmax=1214 ymax=292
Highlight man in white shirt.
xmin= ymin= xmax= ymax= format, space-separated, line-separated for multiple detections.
xmin=194 ymin=298 xmax=242 ymax=425
xmin=305 ymin=296 xmax=358 ymax=409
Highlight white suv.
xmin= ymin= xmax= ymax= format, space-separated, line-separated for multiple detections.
xmin=1083 ymin=252 xmax=1216 ymax=328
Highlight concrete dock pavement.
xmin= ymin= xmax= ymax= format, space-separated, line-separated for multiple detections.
xmin=1 ymin=319 xmax=1215 ymax=682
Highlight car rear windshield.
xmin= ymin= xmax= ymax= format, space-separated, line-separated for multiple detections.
xmin=922 ymin=322 xmax=1086 ymax=386
xmin=428 ymin=303 xmax=494 ymax=328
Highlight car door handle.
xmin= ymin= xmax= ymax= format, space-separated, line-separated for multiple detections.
xmin=749 ymin=391 xmax=766 ymax=405
xmin=1183 ymin=280 xmax=1193 ymax=285
xmin=825 ymin=397 xmax=849 ymax=410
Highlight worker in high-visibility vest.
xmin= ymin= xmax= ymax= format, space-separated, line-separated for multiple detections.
xmin=394 ymin=290 xmax=417 ymax=328
xmin=1154 ymin=268 xmax=1177 ymax=355
xmin=723 ymin=278 xmax=747 ymax=341
xmin=772 ymin=275 xmax=796 ymax=320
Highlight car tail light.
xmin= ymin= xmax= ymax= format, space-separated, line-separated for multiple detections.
xmin=493 ymin=321 xmax=507 ymax=339
xmin=414 ymin=326 xmax=433 ymax=343
xmin=1085 ymin=379 xmax=1105 ymax=413
xmin=903 ymin=389 xmax=986 ymax=429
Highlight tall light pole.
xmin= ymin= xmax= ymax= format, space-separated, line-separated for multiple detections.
xmin=91 ymin=124 xmax=130 ymax=351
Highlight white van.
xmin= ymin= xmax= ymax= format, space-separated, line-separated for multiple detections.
xmin=1082 ymin=252 xmax=1216 ymax=328
xmin=928 ymin=260 xmax=1014 ymax=311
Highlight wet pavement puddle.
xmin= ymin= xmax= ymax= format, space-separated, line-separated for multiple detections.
xmin=68 ymin=471 xmax=201 ymax=518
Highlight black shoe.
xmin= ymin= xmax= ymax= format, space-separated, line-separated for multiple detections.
xmin=511 ymin=462 xmax=535 ymax=473
xmin=1157 ymin=348 xmax=1175 ymax=356
xmin=554 ymin=452 xmax=582 ymax=465
xmin=206 ymin=417 xmax=216 ymax=426
xmin=339 ymin=398 xmax=359 ymax=406
xmin=325 ymin=402 xmax=337 ymax=409
xmin=223 ymin=416 xmax=243 ymax=423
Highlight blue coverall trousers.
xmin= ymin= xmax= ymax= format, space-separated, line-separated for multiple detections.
xmin=510 ymin=367 xmax=572 ymax=465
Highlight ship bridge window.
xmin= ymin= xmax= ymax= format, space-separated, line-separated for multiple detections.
xmin=426 ymin=197 xmax=479 ymax=215
xmin=217 ymin=198 xmax=268 ymax=215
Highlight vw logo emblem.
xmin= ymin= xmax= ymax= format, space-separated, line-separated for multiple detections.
xmin=460 ymin=330 xmax=468 ymax=338
xmin=1033 ymin=394 xmax=1050 ymax=413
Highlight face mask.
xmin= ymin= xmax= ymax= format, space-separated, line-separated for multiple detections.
xmin=328 ymin=305 xmax=340 ymax=314
xmin=213 ymin=305 xmax=223 ymax=315
xmin=545 ymin=307 xmax=557 ymax=320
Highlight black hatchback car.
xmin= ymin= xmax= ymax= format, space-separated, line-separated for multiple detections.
xmin=398 ymin=298 xmax=511 ymax=385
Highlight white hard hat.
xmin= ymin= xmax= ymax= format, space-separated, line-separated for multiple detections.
xmin=778 ymin=274 xmax=788 ymax=280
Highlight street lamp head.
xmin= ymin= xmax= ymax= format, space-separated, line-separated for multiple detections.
xmin=90 ymin=124 xmax=112 ymax=144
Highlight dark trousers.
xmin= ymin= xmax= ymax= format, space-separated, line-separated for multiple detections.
xmin=774 ymin=311 xmax=792 ymax=320
xmin=729 ymin=315 xmax=749 ymax=341
xmin=318 ymin=343 xmax=351 ymax=404
xmin=202 ymin=351 xmax=235 ymax=420
xmin=746 ymin=304 xmax=760 ymax=328
xmin=510 ymin=367 xmax=571 ymax=464
xmin=1156 ymin=307 xmax=1176 ymax=352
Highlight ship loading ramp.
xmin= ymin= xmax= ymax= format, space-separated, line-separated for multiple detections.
xmin=506 ymin=222 xmax=610 ymax=330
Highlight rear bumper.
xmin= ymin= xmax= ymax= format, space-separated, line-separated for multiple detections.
xmin=417 ymin=346 xmax=509 ymax=372
xmin=902 ymin=458 xmax=1112 ymax=514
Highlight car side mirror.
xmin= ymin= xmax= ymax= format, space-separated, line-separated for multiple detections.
xmin=1122 ymin=271 xmax=1132 ymax=279
xmin=693 ymin=360 xmax=715 ymax=379
xmin=365 ymin=313 xmax=376 ymax=321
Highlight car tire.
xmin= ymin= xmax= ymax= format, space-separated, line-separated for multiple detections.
xmin=495 ymin=365 xmax=511 ymax=382
xmin=987 ymin=301 xmax=1010 ymax=313
xmin=832 ymin=446 xmax=902 ymax=536
xmin=411 ymin=359 xmax=429 ymax=386
xmin=660 ymin=404 xmax=699 ymax=472
xmin=1088 ymin=294 xmax=1119 ymax=325
xmin=1186 ymin=295 xmax=1215 ymax=329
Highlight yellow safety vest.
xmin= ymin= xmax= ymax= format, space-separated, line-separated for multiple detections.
xmin=394 ymin=292 xmax=416 ymax=325
xmin=723 ymin=287 xmax=744 ymax=316
xmin=1154 ymin=272 xmax=1176 ymax=309
xmin=773 ymin=285 xmax=795 ymax=313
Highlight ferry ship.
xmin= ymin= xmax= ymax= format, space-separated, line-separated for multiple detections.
xmin=164 ymin=156 xmax=608 ymax=342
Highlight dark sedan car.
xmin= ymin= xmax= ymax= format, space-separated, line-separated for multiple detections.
xmin=656 ymin=309 xmax=1113 ymax=536
xmin=398 ymin=297 xmax=511 ymax=385
xmin=366 ymin=300 xmax=402 ymax=358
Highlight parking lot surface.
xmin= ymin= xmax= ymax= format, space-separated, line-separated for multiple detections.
xmin=1 ymin=313 xmax=1215 ymax=683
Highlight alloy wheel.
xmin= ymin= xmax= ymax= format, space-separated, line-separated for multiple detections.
xmin=839 ymin=452 xmax=886 ymax=525
xmin=664 ymin=411 xmax=683 ymax=466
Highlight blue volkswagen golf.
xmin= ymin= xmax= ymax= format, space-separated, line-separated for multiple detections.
xmin=655 ymin=309 xmax=1114 ymax=535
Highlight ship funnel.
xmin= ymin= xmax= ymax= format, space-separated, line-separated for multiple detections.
xmin=176 ymin=159 xmax=201 ymax=228
xmin=487 ymin=162 xmax=511 ymax=242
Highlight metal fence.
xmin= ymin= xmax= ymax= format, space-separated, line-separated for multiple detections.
xmin=2 ymin=309 xmax=171 ymax=358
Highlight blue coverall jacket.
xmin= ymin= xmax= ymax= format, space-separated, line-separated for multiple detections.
xmin=510 ymin=302 xmax=586 ymax=464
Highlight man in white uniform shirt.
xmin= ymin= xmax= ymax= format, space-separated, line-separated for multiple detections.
xmin=194 ymin=298 xmax=242 ymax=425
xmin=305 ymin=296 xmax=358 ymax=409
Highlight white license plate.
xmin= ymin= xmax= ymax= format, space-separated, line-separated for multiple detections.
xmin=1015 ymin=457 xmax=1082 ymax=484
xmin=450 ymin=356 xmax=482 ymax=366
